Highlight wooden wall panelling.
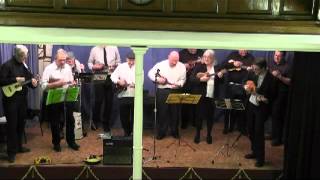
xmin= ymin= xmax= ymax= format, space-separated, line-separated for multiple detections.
xmin=226 ymin=0 xmax=272 ymax=14
xmin=117 ymin=0 xmax=164 ymax=12
xmin=5 ymin=0 xmax=54 ymax=8
xmin=280 ymin=0 xmax=315 ymax=15
xmin=171 ymin=0 xmax=218 ymax=14
xmin=63 ymin=0 xmax=110 ymax=10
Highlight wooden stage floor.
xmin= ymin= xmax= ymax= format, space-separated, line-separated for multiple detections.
xmin=0 ymin=120 xmax=283 ymax=170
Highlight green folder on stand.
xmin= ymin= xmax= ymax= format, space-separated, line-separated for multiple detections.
xmin=46 ymin=87 xmax=80 ymax=105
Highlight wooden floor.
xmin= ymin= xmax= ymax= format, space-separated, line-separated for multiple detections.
xmin=0 ymin=120 xmax=283 ymax=170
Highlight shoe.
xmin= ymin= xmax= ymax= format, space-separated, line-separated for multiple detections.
xmin=53 ymin=144 xmax=61 ymax=152
xmin=271 ymin=140 xmax=283 ymax=146
xmin=8 ymin=155 xmax=15 ymax=163
xmin=68 ymin=143 xmax=80 ymax=151
xmin=18 ymin=147 xmax=30 ymax=153
xmin=255 ymin=161 xmax=264 ymax=167
xmin=244 ymin=153 xmax=256 ymax=159
xmin=156 ymin=134 xmax=165 ymax=140
xmin=206 ymin=136 xmax=212 ymax=144
xmin=194 ymin=135 xmax=200 ymax=144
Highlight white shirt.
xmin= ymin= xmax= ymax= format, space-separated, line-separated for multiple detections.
xmin=111 ymin=62 xmax=136 ymax=98
xmin=206 ymin=65 xmax=215 ymax=98
xmin=148 ymin=60 xmax=186 ymax=89
xmin=249 ymin=71 xmax=267 ymax=106
xmin=88 ymin=46 xmax=121 ymax=70
xmin=41 ymin=62 xmax=74 ymax=90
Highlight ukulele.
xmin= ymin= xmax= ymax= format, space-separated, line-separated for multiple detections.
xmin=2 ymin=75 xmax=40 ymax=97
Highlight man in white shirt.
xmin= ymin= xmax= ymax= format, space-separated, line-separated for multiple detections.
xmin=41 ymin=49 xmax=80 ymax=152
xmin=148 ymin=51 xmax=186 ymax=140
xmin=111 ymin=51 xmax=136 ymax=136
xmin=87 ymin=45 xmax=121 ymax=137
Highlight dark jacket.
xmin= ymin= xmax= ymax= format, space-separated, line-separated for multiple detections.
xmin=189 ymin=63 xmax=221 ymax=98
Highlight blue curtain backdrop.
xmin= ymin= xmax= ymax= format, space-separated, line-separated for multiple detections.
xmin=0 ymin=43 xmax=39 ymax=116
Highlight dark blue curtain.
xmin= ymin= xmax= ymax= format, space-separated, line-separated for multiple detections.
xmin=0 ymin=43 xmax=39 ymax=116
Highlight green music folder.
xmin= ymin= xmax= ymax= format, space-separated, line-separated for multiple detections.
xmin=46 ymin=87 xmax=79 ymax=105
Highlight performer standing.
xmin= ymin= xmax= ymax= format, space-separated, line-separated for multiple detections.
xmin=0 ymin=45 xmax=38 ymax=163
xmin=148 ymin=51 xmax=186 ymax=140
xmin=41 ymin=49 xmax=80 ymax=152
xmin=244 ymin=57 xmax=277 ymax=167
xmin=189 ymin=49 xmax=223 ymax=144
xmin=222 ymin=49 xmax=254 ymax=134
xmin=111 ymin=51 xmax=136 ymax=136
xmin=178 ymin=49 xmax=203 ymax=129
xmin=268 ymin=50 xmax=291 ymax=146
xmin=88 ymin=45 xmax=121 ymax=138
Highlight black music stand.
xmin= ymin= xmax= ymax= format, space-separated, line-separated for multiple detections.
xmin=212 ymin=98 xmax=245 ymax=165
xmin=165 ymin=93 xmax=201 ymax=160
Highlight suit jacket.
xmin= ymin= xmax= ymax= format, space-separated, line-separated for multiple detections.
xmin=248 ymin=71 xmax=277 ymax=114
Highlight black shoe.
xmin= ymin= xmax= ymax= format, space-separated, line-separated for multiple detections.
xmin=53 ymin=144 xmax=61 ymax=152
xmin=255 ymin=161 xmax=264 ymax=167
xmin=8 ymin=155 xmax=15 ymax=163
xmin=244 ymin=153 xmax=256 ymax=159
xmin=18 ymin=147 xmax=30 ymax=153
xmin=194 ymin=135 xmax=200 ymax=144
xmin=156 ymin=134 xmax=165 ymax=140
xmin=271 ymin=140 xmax=283 ymax=146
xmin=206 ymin=136 xmax=212 ymax=144
xmin=68 ymin=143 xmax=80 ymax=151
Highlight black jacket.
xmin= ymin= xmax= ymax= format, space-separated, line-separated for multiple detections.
xmin=0 ymin=56 xmax=34 ymax=99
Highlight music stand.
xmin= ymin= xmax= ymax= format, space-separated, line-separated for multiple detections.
xmin=212 ymin=98 xmax=244 ymax=165
xmin=165 ymin=93 xmax=201 ymax=159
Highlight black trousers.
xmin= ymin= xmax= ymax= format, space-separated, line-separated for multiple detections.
xmin=92 ymin=80 xmax=113 ymax=132
xmin=119 ymin=97 xmax=134 ymax=136
xmin=272 ymin=92 xmax=288 ymax=143
xmin=247 ymin=103 xmax=268 ymax=162
xmin=195 ymin=97 xmax=215 ymax=136
xmin=3 ymin=96 xmax=27 ymax=156
xmin=156 ymin=88 xmax=180 ymax=137
xmin=181 ymin=82 xmax=196 ymax=128
xmin=46 ymin=102 xmax=75 ymax=146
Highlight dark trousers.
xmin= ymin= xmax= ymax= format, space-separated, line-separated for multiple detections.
xmin=3 ymin=96 xmax=27 ymax=156
xmin=46 ymin=102 xmax=75 ymax=146
xmin=195 ymin=97 xmax=215 ymax=136
xmin=247 ymin=103 xmax=268 ymax=163
xmin=92 ymin=80 xmax=113 ymax=132
xmin=119 ymin=97 xmax=134 ymax=136
xmin=272 ymin=92 xmax=288 ymax=143
xmin=181 ymin=104 xmax=196 ymax=128
xmin=156 ymin=88 xmax=180 ymax=137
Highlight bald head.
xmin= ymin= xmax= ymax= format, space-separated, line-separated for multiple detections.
xmin=168 ymin=51 xmax=179 ymax=67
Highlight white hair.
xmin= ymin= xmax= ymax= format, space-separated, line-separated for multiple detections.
xmin=15 ymin=45 xmax=28 ymax=55
xmin=204 ymin=49 xmax=215 ymax=58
